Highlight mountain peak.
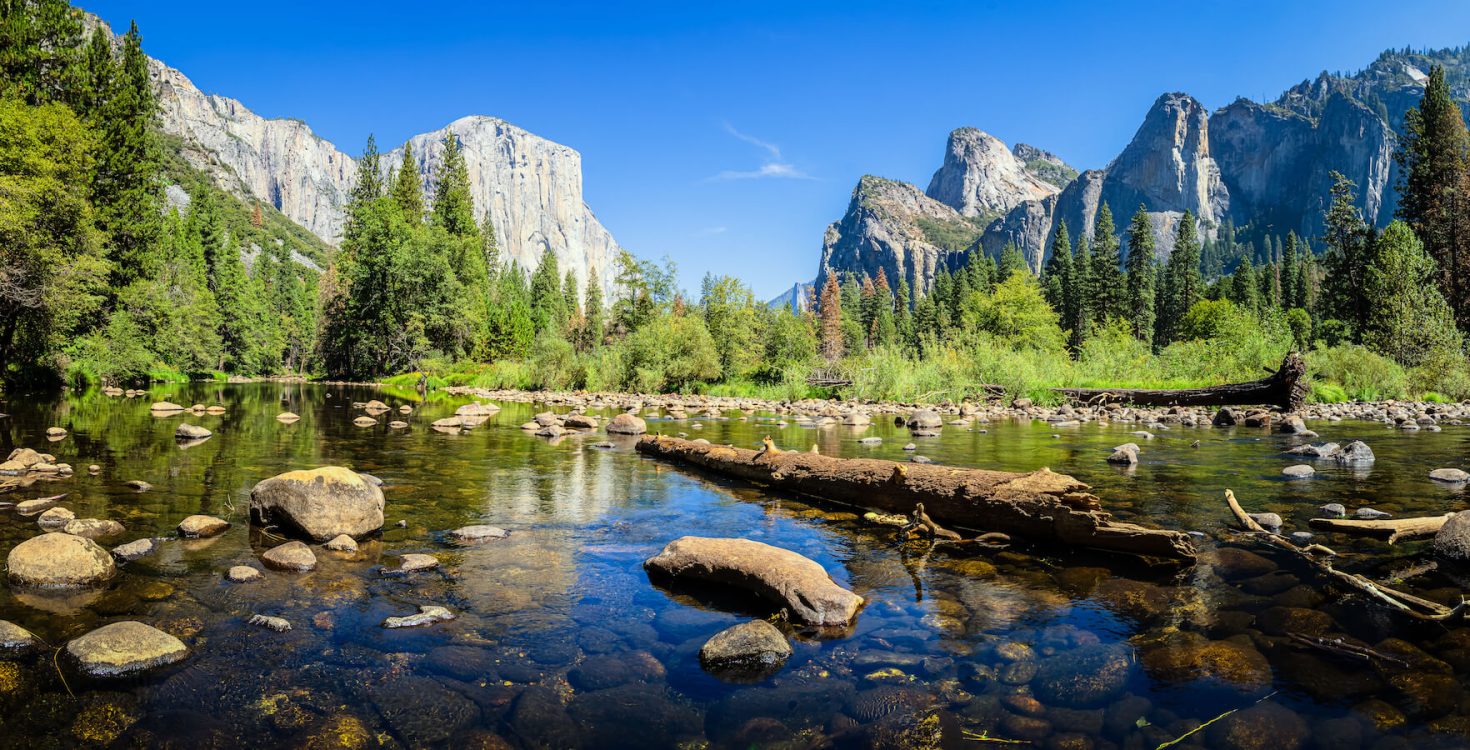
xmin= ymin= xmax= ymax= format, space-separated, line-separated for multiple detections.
xmin=925 ymin=126 xmax=1059 ymax=219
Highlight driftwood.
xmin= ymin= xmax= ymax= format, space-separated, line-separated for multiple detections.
xmin=1056 ymin=353 xmax=1309 ymax=411
xmin=1308 ymin=513 xmax=1454 ymax=544
xmin=636 ymin=435 xmax=1197 ymax=562
xmin=1224 ymin=489 xmax=1464 ymax=621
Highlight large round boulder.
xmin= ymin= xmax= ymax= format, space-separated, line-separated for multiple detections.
xmin=906 ymin=410 xmax=943 ymax=430
xmin=7 ymin=532 xmax=116 ymax=587
xmin=606 ymin=413 xmax=647 ymax=435
xmin=249 ymin=466 xmax=385 ymax=541
xmin=1432 ymin=512 xmax=1470 ymax=562
xmin=65 ymin=621 xmax=187 ymax=677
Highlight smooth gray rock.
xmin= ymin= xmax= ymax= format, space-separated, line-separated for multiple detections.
xmin=699 ymin=620 xmax=792 ymax=679
xmin=1281 ymin=465 xmax=1315 ymax=478
xmin=1431 ymin=468 xmax=1470 ymax=483
xmin=66 ymin=621 xmax=187 ymax=677
xmin=7 ymin=532 xmax=116 ymax=587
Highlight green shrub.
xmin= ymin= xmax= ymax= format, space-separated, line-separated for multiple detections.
xmin=1309 ymin=344 xmax=1408 ymax=401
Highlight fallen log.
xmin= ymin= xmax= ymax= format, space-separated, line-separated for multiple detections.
xmin=1308 ymin=513 xmax=1454 ymax=544
xmin=1054 ymin=353 xmax=1309 ymax=411
xmin=636 ymin=435 xmax=1196 ymax=562
xmin=1224 ymin=489 xmax=1464 ymax=621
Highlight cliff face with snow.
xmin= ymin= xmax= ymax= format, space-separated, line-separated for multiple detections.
xmin=147 ymin=46 xmax=620 ymax=292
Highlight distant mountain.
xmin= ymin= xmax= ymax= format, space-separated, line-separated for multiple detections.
xmin=806 ymin=44 xmax=1470 ymax=290
xmin=768 ymin=281 xmax=815 ymax=313
xmin=114 ymin=17 xmax=623 ymax=293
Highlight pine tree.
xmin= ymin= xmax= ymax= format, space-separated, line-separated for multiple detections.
xmin=1123 ymin=206 xmax=1156 ymax=346
xmin=529 ymin=249 xmax=564 ymax=336
xmin=390 ymin=144 xmax=424 ymax=222
xmin=480 ymin=210 xmax=500 ymax=273
xmin=894 ymin=276 xmax=914 ymax=352
xmin=1229 ymin=254 xmax=1262 ymax=311
xmin=1320 ymin=171 xmax=1373 ymax=339
xmin=93 ymin=21 xmax=162 ymax=289
xmin=1396 ymin=65 xmax=1470 ymax=329
xmin=77 ymin=26 xmax=114 ymax=118
xmin=351 ymin=135 xmax=384 ymax=206
xmin=583 ymin=268 xmax=604 ymax=350
xmin=0 ymin=0 xmax=85 ymax=105
xmin=1090 ymin=203 xmax=1124 ymax=322
xmin=1068 ymin=234 xmax=1092 ymax=350
xmin=872 ymin=268 xmax=897 ymax=347
xmin=1363 ymin=221 xmax=1463 ymax=367
xmin=1281 ymin=232 xmax=1300 ymax=308
xmin=818 ymin=273 xmax=843 ymax=362
xmin=1042 ymin=221 xmax=1072 ymax=314
xmin=1159 ymin=211 xmax=1202 ymax=345
xmin=431 ymin=133 xmax=478 ymax=238
xmin=997 ymin=244 xmax=1029 ymax=282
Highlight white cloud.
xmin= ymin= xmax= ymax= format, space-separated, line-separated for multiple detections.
xmin=707 ymin=123 xmax=813 ymax=182
xmin=697 ymin=226 xmax=729 ymax=236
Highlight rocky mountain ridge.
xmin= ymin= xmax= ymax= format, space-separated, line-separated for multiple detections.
xmin=131 ymin=21 xmax=621 ymax=293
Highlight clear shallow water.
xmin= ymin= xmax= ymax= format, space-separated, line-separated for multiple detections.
xmin=0 ymin=385 xmax=1469 ymax=748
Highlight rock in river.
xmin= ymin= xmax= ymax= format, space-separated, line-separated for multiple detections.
xmin=36 ymin=506 xmax=75 ymax=530
xmin=383 ymin=605 xmax=456 ymax=629
xmin=644 ymin=536 xmax=863 ymax=626
xmin=7 ymin=532 xmax=117 ymax=587
xmin=1281 ymin=464 xmax=1314 ymax=478
xmin=261 ymin=541 xmax=317 ymax=572
xmin=177 ymin=514 xmax=230 ymax=538
xmin=700 ymin=620 xmax=792 ymax=680
xmin=447 ymin=525 xmax=508 ymax=543
xmin=111 ymin=538 xmax=156 ymax=561
xmin=1432 ymin=512 xmax=1470 ymax=562
xmin=226 ymin=565 xmax=262 ymax=582
xmin=1031 ymin=644 xmax=1134 ymax=707
xmin=175 ymin=423 xmax=212 ymax=440
xmin=249 ymin=466 xmax=385 ymax=541
xmin=65 ymin=621 xmax=187 ymax=677
xmin=323 ymin=534 xmax=358 ymax=552
xmin=1430 ymin=468 xmax=1470 ymax=483
xmin=61 ymin=518 xmax=125 ymax=540
xmin=0 ymin=620 xmax=41 ymax=655
xmin=606 ymin=413 xmax=647 ymax=435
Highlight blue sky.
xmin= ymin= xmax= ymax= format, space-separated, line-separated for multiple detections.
xmin=89 ymin=0 xmax=1470 ymax=299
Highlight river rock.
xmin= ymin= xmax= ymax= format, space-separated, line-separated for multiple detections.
xmin=227 ymin=565 xmax=262 ymax=582
xmin=906 ymin=410 xmax=943 ymax=429
xmin=275 ymin=412 xmax=300 ymax=423
xmin=177 ymin=515 xmax=230 ymax=538
xmin=1430 ymin=468 xmax=1470 ymax=483
xmin=0 ymin=620 xmax=41 ymax=654
xmin=1432 ymin=512 xmax=1470 ymax=562
xmin=123 ymin=480 xmax=151 ymax=492
xmin=1336 ymin=440 xmax=1375 ymax=465
xmin=382 ymin=605 xmax=455 ymax=629
xmin=175 ymin=423 xmax=212 ymax=440
xmin=1278 ymin=415 xmax=1310 ymax=434
xmin=62 ymin=518 xmax=125 ymax=539
xmin=1106 ymin=445 xmax=1138 ymax=465
xmin=644 ymin=536 xmax=863 ymax=626
xmin=700 ymin=620 xmax=792 ymax=679
xmin=45 ymin=426 xmax=66 ymax=438
xmin=351 ymin=416 xmax=377 ymax=427
xmin=248 ymin=614 xmax=292 ymax=632
xmin=447 ymin=525 xmax=508 ymax=543
xmin=149 ymin=402 xmax=185 ymax=413
xmin=111 ymin=538 xmax=155 ymax=561
xmin=1281 ymin=464 xmax=1314 ymax=478
xmin=607 ymin=413 xmax=647 ymax=435
xmin=323 ymin=534 xmax=358 ymax=552
xmin=1355 ymin=507 xmax=1390 ymax=519
xmin=535 ymin=423 xmax=565 ymax=438
xmin=36 ymin=506 xmax=75 ymax=530
xmin=363 ymin=400 xmax=389 ymax=413
xmin=1319 ymin=503 xmax=1347 ymax=517
xmin=1213 ymin=408 xmax=1240 ymax=426
xmin=1248 ymin=512 xmax=1283 ymax=530
xmin=397 ymin=553 xmax=439 ymax=572
xmin=565 ymin=414 xmax=598 ymax=429
xmin=1031 ymin=644 xmax=1133 ymax=707
xmin=1139 ymin=631 xmax=1271 ymax=692
xmin=261 ymin=541 xmax=317 ymax=571
xmin=1206 ymin=702 xmax=1307 ymax=750
xmin=249 ymin=466 xmax=385 ymax=541
xmin=65 ymin=621 xmax=187 ymax=677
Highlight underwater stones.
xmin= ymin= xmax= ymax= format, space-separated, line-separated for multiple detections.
xmin=261 ymin=541 xmax=317 ymax=572
xmin=249 ymin=466 xmax=385 ymax=541
xmin=323 ymin=534 xmax=358 ymax=552
xmin=396 ymin=553 xmax=439 ymax=572
xmin=446 ymin=524 xmax=508 ymax=543
xmin=1281 ymin=464 xmax=1314 ymax=478
xmin=567 ymin=652 xmax=666 ymax=691
xmin=1031 ymin=644 xmax=1133 ymax=707
xmin=1210 ymin=547 xmax=1278 ymax=580
xmin=1139 ymin=632 xmax=1271 ymax=692
xmin=62 ymin=518 xmax=125 ymax=539
xmin=382 ymin=605 xmax=455 ymax=629
xmin=226 ymin=565 xmax=262 ymax=582
xmin=177 ymin=514 xmax=230 ymax=538
xmin=644 ymin=536 xmax=863 ymax=626
xmin=0 ymin=619 xmax=41 ymax=655
xmin=66 ymin=621 xmax=187 ymax=677
xmin=7 ymin=532 xmax=116 ymax=587
xmin=175 ymin=423 xmax=211 ymax=440
xmin=111 ymin=538 xmax=156 ymax=561
xmin=368 ymin=676 xmax=480 ymax=745
xmin=1206 ymin=702 xmax=1307 ymax=750
xmin=1257 ymin=606 xmax=1334 ymax=636
xmin=606 ymin=413 xmax=647 ymax=435
xmin=123 ymin=480 xmax=151 ymax=492
xmin=1430 ymin=468 xmax=1470 ymax=483
xmin=699 ymin=620 xmax=791 ymax=680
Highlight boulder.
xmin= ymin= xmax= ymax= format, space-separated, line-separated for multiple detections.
xmin=431 ymin=417 xmax=464 ymax=430
xmin=564 ymin=414 xmax=599 ymax=429
xmin=1212 ymin=408 xmax=1239 ymax=427
xmin=323 ymin=534 xmax=358 ymax=552
xmin=177 ymin=515 xmax=230 ymax=538
xmin=149 ymin=402 xmax=185 ymax=413
xmin=60 ymin=518 xmax=125 ymax=540
xmin=1278 ymin=415 xmax=1310 ymax=434
xmin=249 ymin=466 xmax=385 ymax=541
xmin=700 ymin=620 xmax=792 ymax=679
xmin=1106 ymin=445 xmax=1138 ymax=465
xmin=0 ymin=620 xmax=41 ymax=655
xmin=1031 ymin=644 xmax=1133 ymax=707
xmin=36 ymin=506 xmax=75 ymax=530
xmin=1281 ymin=464 xmax=1315 ymax=478
xmin=363 ymin=400 xmax=390 ymax=413
xmin=906 ymin=410 xmax=943 ymax=430
xmin=607 ymin=413 xmax=648 ymax=435
xmin=644 ymin=536 xmax=863 ymax=626
xmin=65 ymin=621 xmax=187 ymax=677
xmin=352 ymin=416 xmax=378 ymax=427
xmin=226 ymin=565 xmax=262 ymax=582
xmin=261 ymin=541 xmax=317 ymax=572
xmin=45 ymin=426 xmax=66 ymax=438
xmin=1432 ymin=512 xmax=1470 ymax=562
xmin=397 ymin=553 xmax=439 ymax=572
xmin=111 ymin=538 xmax=156 ymax=561
xmin=175 ymin=423 xmax=212 ymax=440
xmin=535 ymin=424 xmax=566 ymax=438
xmin=1430 ymin=468 xmax=1470 ymax=483
xmin=1336 ymin=440 xmax=1375 ymax=466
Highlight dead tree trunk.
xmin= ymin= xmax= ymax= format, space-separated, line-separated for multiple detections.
xmin=1054 ymin=352 xmax=1309 ymax=411
xmin=636 ymin=435 xmax=1196 ymax=562
xmin=1308 ymin=514 xmax=1455 ymax=544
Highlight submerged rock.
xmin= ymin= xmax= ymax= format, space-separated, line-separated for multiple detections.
xmin=1281 ymin=464 xmax=1315 ymax=478
xmin=1031 ymin=644 xmax=1133 ymax=707
xmin=111 ymin=538 xmax=156 ymax=561
xmin=447 ymin=525 xmax=508 ymax=543
xmin=699 ymin=620 xmax=792 ymax=680
xmin=249 ymin=466 xmax=385 ymax=541
xmin=66 ymin=621 xmax=187 ymax=677
xmin=0 ymin=620 xmax=41 ymax=655
xmin=396 ymin=553 xmax=439 ymax=572
xmin=382 ymin=605 xmax=455 ymax=629
xmin=226 ymin=565 xmax=262 ymax=582
xmin=644 ymin=536 xmax=863 ymax=626
xmin=7 ymin=532 xmax=117 ymax=587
